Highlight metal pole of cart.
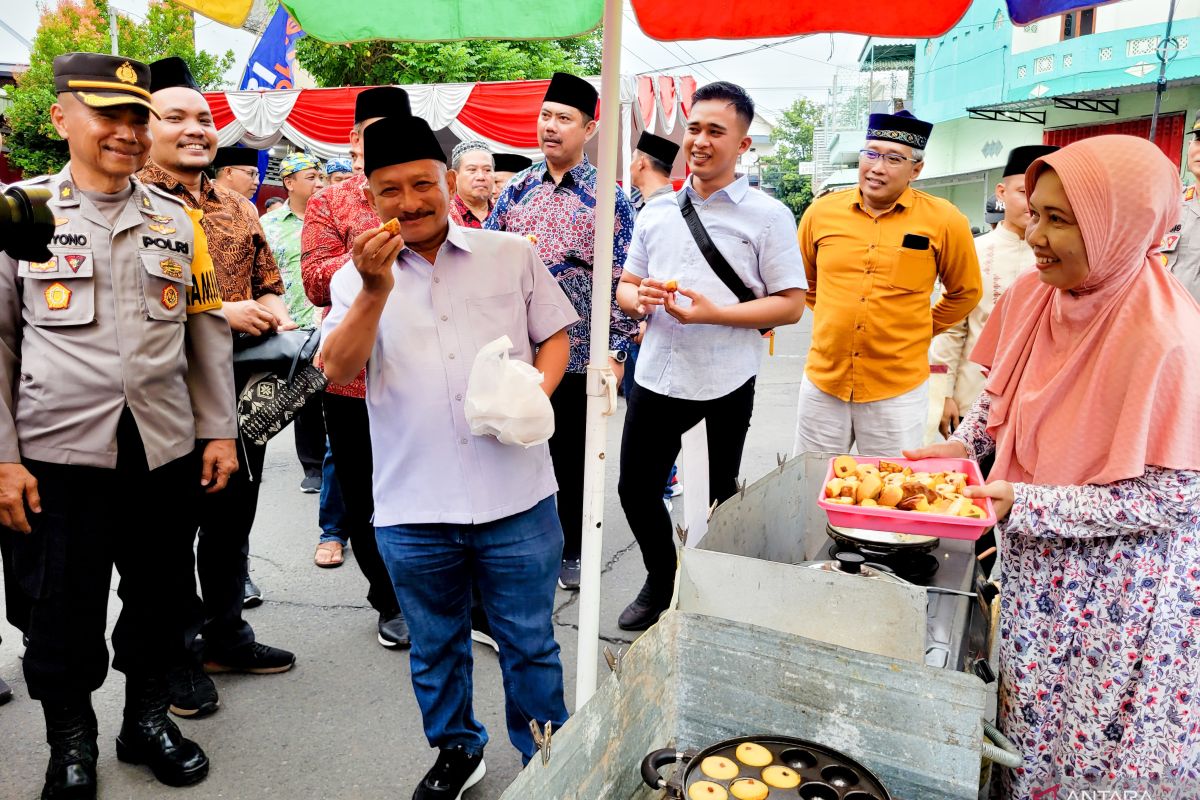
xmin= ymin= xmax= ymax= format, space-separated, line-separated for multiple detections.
xmin=576 ymin=0 xmax=625 ymax=707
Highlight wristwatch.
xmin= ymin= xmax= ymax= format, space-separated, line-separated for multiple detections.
xmin=608 ymin=349 xmax=628 ymax=364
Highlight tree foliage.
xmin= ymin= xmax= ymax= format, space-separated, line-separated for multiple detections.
xmin=6 ymin=0 xmax=235 ymax=177
xmin=761 ymin=97 xmax=824 ymax=219
xmin=295 ymin=31 xmax=603 ymax=87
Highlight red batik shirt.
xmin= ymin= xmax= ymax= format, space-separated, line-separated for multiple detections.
xmin=449 ymin=194 xmax=492 ymax=229
xmin=301 ymin=174 xmax=379 ymax=399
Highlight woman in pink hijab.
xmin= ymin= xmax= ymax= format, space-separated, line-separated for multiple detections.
xmin=908 ymin=135 xmax=1200 ymax=798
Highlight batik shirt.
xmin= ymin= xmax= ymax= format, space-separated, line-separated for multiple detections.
xmin=138 ymin=163 xmax=284 ymax=303
xmin=485 ymin=156 xmax=638 ymax=373
xmin=260 ymin=202 xmax=316 ymax=326
xmin=951 ymin=394 xmax=1200 ymax=799
xmin=301 ymin=175 xmax=379 ymax=399
xmin=450 ymin=194 xmax=491 ymax=229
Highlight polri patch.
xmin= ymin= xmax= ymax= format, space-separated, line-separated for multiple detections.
xmin=147 ymin=223 xmax=176 ymax=235
xmin=64 ymin=254 xmax=87 ymax=273
xmin=44 ymin=282 xmax=71 ymax=310
xmin=28 ymin=257 xmax=58 ymax=274
xmin=161 ymin=285 xmax=180 ymax=310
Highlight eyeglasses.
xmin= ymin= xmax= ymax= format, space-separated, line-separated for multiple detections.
xmin=229 ymin=167 xmax=260 ymax=179
xmin=859 ymin=149 xmax=919 ymax=167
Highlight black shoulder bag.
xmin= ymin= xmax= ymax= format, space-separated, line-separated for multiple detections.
xmin=677 ymin=192 xmax=772 ymax=335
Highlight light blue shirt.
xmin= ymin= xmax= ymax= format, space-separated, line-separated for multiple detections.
xmin=323 ymin=222 xmax=579 ymax=526
xmin=623 ymin=175 xmax=807 ymax=401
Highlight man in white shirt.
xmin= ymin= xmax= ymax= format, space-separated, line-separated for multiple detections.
xmin=320 ymin=114 xmax=579 ymax=800
xmin=928 ymin=144 xmax=1057 ymax=443
xmin=614 ymin=82 xmax=807 ymax=631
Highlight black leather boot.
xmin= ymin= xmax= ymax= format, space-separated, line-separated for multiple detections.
xmin=41 ymin=696 xmax=98 ymax=800
xmin=115 ymin=674 xmax=209 ymax=787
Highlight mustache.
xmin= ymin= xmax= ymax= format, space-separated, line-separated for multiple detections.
xmin=397 ymin=209 xmax=434 ymax=222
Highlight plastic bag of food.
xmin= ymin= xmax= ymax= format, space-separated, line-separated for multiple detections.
xmin=464 ymin=335 xmax=554 ymax=447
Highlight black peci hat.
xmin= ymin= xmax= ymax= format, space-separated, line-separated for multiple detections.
xmin=363 ymin=115 xmax=447 ymax=176
xmin=1003 ymin=144 xmax=1059 ymax=177
xmin=542 ymin=72 xmax=598 ymax=119
xmin=866 ymin=109 xmax=933 ymax=150
xmin=635 ymin=131 xmax=679 ymax=167
xmin=354 ymin=87 xmax=412 ymax=124
xmin=212 ymin=146 xmax=261 ymax=170
xmin=148 ymin=56 xmax=200 ymax=94
xmin=53 ymin=52 xmax=159 ymax=117
xmin=493 ymin=153 xmax=533 ymax=174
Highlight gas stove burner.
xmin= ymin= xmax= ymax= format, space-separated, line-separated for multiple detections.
xmin=827 ymin=543 xmax=940 ymax=585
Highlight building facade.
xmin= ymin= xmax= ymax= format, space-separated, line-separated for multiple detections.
xmin=904 ymin=0 xmax=1200 ymax=225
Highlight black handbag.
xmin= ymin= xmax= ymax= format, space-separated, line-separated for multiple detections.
xmin=677 ymin=192 xmax=772 ymax=336
xmin=232 ymin=327 xmax=327 ymax=446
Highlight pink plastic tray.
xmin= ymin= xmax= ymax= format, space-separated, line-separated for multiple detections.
xmin=816 ymin=456 xmax=997 ymax=541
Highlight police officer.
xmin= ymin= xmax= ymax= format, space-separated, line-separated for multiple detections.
xmin=0 ymin=53 xmax=238 ymax=798
xmin=1163 ymin=115 xmax=1200 ymax=303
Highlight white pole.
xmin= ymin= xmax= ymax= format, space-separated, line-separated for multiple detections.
xmin=575 ymin=0 xmax=624 ymax=708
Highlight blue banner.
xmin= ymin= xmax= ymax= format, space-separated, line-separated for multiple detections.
xmin=237 ymin=5 xmax=306 ymax=201
xmin=239 ymin=5 xmax=306 ymax=91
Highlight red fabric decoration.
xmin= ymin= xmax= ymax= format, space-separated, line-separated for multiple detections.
xmin=638 ymin=76 xmax=655 ymax=128
xmin=456 ymin=80 xmax=551 ymax=148
xmin=206 ymin=91 xmax=235 ymax=130
xmin=678 ymin=76 xmax=697 ymax=116
xmin=657 ymin=76 xmax=676 ymax=122
xmin=286 ymin=86 xmax=361 ymax=142
xmin=630 ymin=0 xmax=970 ymax=39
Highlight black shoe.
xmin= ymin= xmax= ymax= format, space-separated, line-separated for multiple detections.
xmin=167 ymin=664 xmax=219 ymax=719
xmin=300 ymin=475 xmax=322 ymax=493
xmin=412 ymin=746 xmax=486 ymax=800
xmin=617 ymin=580 xmax=672 ymax=632
xmin=242 ymin=576 xmax=263 ymax=608
xmin=469 ymin=606 xmax=498 ymax=654
xmin=0 ymin=675 xmax=11 ymax=705
xmin=115 ymin=675 xmax=209 ymax=787
xmin=378 ymin=610 xmax=411 ymax=649
xmin=204 ymin=642 xmax=295 ymax=675
xmin=557 ymin=558 xmax=581 ymax=591
xmin=41 ymin=697 xmax=98 ymax=800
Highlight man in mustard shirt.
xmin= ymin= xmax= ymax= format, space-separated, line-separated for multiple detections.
xmin=793 ymin=110 xmax=981 ymax=455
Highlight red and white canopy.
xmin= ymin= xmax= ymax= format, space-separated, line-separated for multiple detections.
xmin=203 ymin=74 xmax=696 ymax=162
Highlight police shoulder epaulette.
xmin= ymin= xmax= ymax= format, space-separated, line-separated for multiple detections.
xmin=142 ymin=181 xmax=189 ymax=208
xmin=10 ymin=174 xmax=52 ymax=189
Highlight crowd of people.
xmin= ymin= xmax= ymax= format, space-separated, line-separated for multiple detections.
xmin=0 ymin=48 xmax=1198 ymax=800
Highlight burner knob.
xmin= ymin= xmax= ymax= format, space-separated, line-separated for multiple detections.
xmin=834 ymin=551 xmax=865 ymax=575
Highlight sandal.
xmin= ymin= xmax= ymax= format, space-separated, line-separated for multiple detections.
xmin=314 ymin=541 xmax=344 ymax=568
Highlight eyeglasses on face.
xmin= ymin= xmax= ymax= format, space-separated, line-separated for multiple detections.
xmin=230 ymin=167 xmax=260 ymax=179
xmin=859 ymin=149 xmax=918 ymax=167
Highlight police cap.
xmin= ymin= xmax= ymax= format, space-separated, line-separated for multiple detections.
xmin=53 ymin=52 xmax=159 ymax=118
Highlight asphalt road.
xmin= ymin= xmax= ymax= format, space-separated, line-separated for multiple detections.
xmin=0 ymin=316 xmax=812 ymax=800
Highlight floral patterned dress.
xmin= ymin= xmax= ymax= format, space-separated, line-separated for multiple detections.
xmin=952 ymin=394 xmax=1200 ymax=799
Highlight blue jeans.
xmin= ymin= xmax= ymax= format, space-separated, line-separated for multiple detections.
xmin=317 ymin=444 xmax=346 ymax=544
xmin=375 ymin=496 xmax=569 ymax=760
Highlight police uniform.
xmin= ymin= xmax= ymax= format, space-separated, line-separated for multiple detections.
xmin=0 ymin=53 xmax=233 ymax=797
xmin=1163 ymin=184 xmax=1200 ymax=303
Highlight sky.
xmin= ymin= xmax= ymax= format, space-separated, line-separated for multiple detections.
xmin=0 ymin=0 xmax=870 ymax=120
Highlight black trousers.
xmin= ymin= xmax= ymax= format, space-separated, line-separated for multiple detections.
xmin=192 ymin=434 xmax=266 ymax=655
xmin=9 ymin=411 xmax=202 ymax=701
xmin=618 ymin=377 xmax=756 ymax=588
xmin=322 ymin=392 xmax=400 ymax=616
xmin=293 ymin=391 xmax=326 ymax=479
xmin=548 ymin=372 xmax=587 ymax=561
